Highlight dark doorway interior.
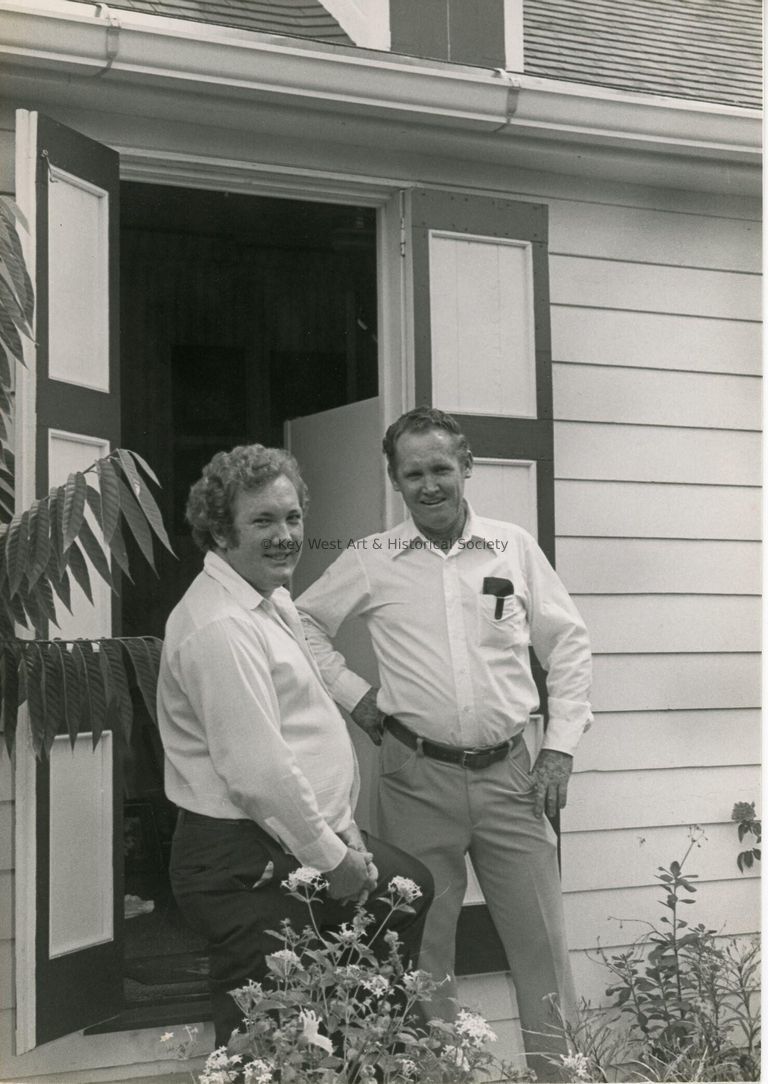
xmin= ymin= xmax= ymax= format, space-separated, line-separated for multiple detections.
xmin=118 ymin=182 xmax=378 ymax=1014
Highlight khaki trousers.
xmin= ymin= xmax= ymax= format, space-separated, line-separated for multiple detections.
xmin=377 ymin=730 xmax=575 ymax=1080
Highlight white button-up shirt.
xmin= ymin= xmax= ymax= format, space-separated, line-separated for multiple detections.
xmin=296 ymin=506 xmax=592 ymax=756
xmin=158 ymin=551 xmax=358 ymax=871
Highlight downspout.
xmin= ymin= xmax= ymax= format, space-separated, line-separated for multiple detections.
xmin=93 ymin=2 xmax=120 ymax=76
xmin=491 ymin=69 xmax=521 ymax=132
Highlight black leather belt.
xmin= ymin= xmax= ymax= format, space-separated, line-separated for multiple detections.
xmin=383 ymin=715 xmax=519 ymax=770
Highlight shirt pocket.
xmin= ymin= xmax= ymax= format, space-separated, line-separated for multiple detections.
xmin=477 ymin=593 xmax=529 ymax=648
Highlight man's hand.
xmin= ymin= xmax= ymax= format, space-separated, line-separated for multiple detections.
xmin=531 ymin=749 xmax=573 ymax=820
xmin=350 ymin=687 xmax=384 ymax=745
xmin=326 ymin=847 xmax=376 ymax=903
xmin=338 ymin=823 xmax=379 ymax=902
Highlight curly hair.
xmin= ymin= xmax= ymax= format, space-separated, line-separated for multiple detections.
xmin=382 ymin=407 xmax=471 ymax=471
xmin=185 ymin=444 xmax=309 ymax=553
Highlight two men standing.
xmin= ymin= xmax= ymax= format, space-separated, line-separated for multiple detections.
xmin=158 ymin=408 xmax=591 ymax=1080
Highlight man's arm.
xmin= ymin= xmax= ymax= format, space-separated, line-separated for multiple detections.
xmin=522 ymin=536 xmax=592 ymax=818
xmin=297 ymin=549 xmax=383 ymax=742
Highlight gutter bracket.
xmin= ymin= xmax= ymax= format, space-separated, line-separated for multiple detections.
xmin=491 ymin=69 xmax=521 ymax=133
xmin=93 ymin=2 xmax=120 ymax=77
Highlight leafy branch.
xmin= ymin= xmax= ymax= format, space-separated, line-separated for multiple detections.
xmin=0 ymin=198 xmax=175 ymax=759
xmin=732 ymin=801 xmax=761 ymax=873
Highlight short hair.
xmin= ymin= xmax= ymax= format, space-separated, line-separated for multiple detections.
xmin=186 ymin=444 xmax=309 ymax=553
xmin=382 ymin=406 xmax=472 ymax=472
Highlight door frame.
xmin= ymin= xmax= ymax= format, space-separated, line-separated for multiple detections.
xmin=118 ymin=149 xmax=412 ymax=528
xmin=12 ymin=144 xmax=411 ymax=1052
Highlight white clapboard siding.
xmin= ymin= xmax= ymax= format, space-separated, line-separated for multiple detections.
xmin=555 ymin=422 xmax=760 ymax=486
xmin=561 ymin=824 xmax=760 ymax=894
xmin=591 ymin=653 xmax=759 ymax=712
xmin=557 ymin=538 xmax=760 ymax=595
xmin=550 ymin=256 xmax=760 ymax=320
xmin=553 ymin=364 xmax=760 ymax=431
xmin=564 ymin=878 xmax=759 ymax=951
xmin=566 ymin=765 xmax=760 ymax=832
xmin=549 ymin=199 xmax=762 ymax=272
xmin=576 ymin=709 xmax=760 ymax=771
xmin=551 ymin=308 xmax=761 ymax=375
xmin=575 ymin=595 xmax=760 ymax=653
xmin=556 ymin=480 xmax=760 ymax=540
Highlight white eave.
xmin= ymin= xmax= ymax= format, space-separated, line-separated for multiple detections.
xmin=0 ymin=0 xmax=761 ymax=170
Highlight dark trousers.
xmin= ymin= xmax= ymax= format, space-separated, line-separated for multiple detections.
xmin=170 ymin=811 xmax=434 ymax=1047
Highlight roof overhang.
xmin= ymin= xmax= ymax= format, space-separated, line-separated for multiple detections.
xmin=0 ymin=0 xmax=761 ymax=194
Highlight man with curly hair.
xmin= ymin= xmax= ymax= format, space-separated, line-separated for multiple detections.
xmin=157 ymin=444 xmax=433 ymax=1047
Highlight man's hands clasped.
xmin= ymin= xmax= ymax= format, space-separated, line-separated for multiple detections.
xmin=530 ymin=748 xmax=573 ymax=820
xmin=326 ymin=822 xmax=378 ymax=904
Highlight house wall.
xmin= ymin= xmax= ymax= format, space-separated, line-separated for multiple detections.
xmin=0 ymin=97 xmax=760 ymax=1079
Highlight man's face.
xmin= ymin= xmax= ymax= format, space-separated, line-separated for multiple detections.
xmin=389 ymin=428 xmax=472 ymax=539
xmin=215 ymin=475 xmax=303 ymax=595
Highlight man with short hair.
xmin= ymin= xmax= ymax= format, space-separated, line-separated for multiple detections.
xmin=296 ymin=408 xmax=592 ymax=1078
xmin=157 ymin=444 xmax=433 ymax=1047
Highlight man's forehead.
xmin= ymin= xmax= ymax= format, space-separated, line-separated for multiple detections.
xmin=393 ymin=427 xmax=464 ymax=461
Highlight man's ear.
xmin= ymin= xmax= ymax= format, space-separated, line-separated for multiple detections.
xmin=464 ymin=451 xmax=474 ymax=477
xmin=387 ymin=465 xmax=401 ymax=492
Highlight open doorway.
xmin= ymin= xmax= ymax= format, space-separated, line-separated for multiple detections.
xmin=118 ymin=182 xmax=378 ymax=1014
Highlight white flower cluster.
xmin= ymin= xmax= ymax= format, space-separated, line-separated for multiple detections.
xmin=266 ymin=948 xmax=302 ymax=976
xmin=336 ymin=922 xmax=359 ymax=944
xmin=200 ymin=1047 xmax=244 ymax=1084
xmin=244 ymin=1059 xmax=274 ymax=1084
xmin=282 ymin=866 xmax=328 ymax=892
xmin=561 ymin=1051 xmax=594 ymax=1081
xmin=455 ymin=1009 xmax=497 ymax=1046
xmin=388 ymin=875 xmax=422 ymax=903
xmin=362 ymin=974 xmax=390 ymax=998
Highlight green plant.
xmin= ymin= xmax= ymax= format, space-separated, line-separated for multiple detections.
xmin=540 ymin=831 xmax=760 ymax=1082
xmin=732 ymin=802 xmax=761 ymax=873
xmin=181 ymin=870 xmax=532 ymax=1084
xmin=0 ymin=196 xmax=173 ymax=757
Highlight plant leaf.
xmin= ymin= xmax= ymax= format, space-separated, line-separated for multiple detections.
xmin=26 ymin=498 xmax=51 ymax=588
xmin=43 ymin=642 xmax=67 ymax=753
xmin=116 ymin=450 xmax=174 ymax=555
xmin=5 ymin=510 xmax=29 ymax=597
xmin=125 ymin=448 xmax=160 ymax=486
xmin=96 ymin=458 xmax=121 ymax=543
xmin=122 ymin=636 xmax=160 ymax=723
xmin=66 ymin=539 xmax=94 ymax=604
xmin=100 ymin=639 xmax=133 ymax=746
xmin=25 ymin=643 xmax=47 ymax=758
xmin=76 ymin=514 xmax=114 ymax=590
xmin=1 ymin=642 xmax=20 ymax=756
xmin=116 ymin=479 xmax=157 ymax=572
xmin=106 ymin=519 xmax=133 ymax=582
xmin=62 ymin=472 xmax=87 ymax=553
xmin=0 ymin=199 xmax=34 ymax=324
xmin=85 ymin=482 xmax=104 ymax=531
xmin=60 ymin=644 xmax=82 ymax=748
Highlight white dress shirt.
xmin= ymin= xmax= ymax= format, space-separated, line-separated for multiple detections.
xmin=157 ymin=551 xmax=359 ymax=871
xmin=296 ymin=506 xmax=592 ymax=756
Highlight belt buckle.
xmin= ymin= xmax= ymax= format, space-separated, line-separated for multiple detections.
xmin=463 ymin=747 xmax=489 ymax=770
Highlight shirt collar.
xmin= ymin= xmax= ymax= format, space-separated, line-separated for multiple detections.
xmin=389 ymin=502 xmax=486 ymax=558
xmin=203 ymin=550 xmax=267 ymax=610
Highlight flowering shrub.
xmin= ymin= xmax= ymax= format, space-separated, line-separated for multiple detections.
xmin=194 ymin=870 xmax=532 ymax=1083
xmin=540 ymin=829 xmax=761 ymax=1082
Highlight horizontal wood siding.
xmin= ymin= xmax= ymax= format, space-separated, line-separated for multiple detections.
xmin=551 ymin=191 xmax=761 ymax=1002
